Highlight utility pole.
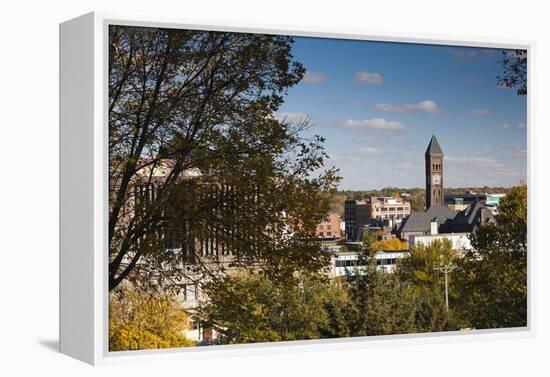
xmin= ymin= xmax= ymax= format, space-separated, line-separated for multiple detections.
xmin=434 ymin=265 xmax=455 ymax=312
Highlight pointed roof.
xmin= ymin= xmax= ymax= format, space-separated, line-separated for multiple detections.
xmin=398 ymin=205 xmax=456 ymax=234
xmin=425 ymin=134 xmax=443 ymax=156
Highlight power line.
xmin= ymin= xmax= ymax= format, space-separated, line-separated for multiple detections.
xmin=433 ymin=264 xmax=456 ymax=312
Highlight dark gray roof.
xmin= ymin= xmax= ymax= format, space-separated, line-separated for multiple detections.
xmin=445 ymin=200 xmax=496 ymax=233
xmin=425 ymin=134 xmax=443 ymax=156
xmin=399 ymin=200 xmax=496 ymax=236
xmin=399 ymin=205 xmax=456 ymax=233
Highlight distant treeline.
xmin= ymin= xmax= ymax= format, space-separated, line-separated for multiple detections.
xmin=330 ymin=187 xmax=511 ymax=215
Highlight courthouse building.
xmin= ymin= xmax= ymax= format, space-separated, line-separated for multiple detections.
xmin=398 ymin=135 xmax=496 ymax=247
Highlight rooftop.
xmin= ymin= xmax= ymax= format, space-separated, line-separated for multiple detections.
xmin=398 ymin=200 xmax=496 ymax=235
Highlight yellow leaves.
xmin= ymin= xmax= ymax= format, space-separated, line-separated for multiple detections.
xmin=414 ymin=270 xmax=430 ymax=282
xmin=372 ymin=238 xmax=408 ymax=251
xmin=109 ymin=285 xmax=195 ymax=351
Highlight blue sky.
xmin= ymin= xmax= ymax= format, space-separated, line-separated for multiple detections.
xmin=277 ymin=37 xmax=527 ymax=190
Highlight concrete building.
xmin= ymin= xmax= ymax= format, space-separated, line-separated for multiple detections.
xmin=331 ymin=249 xmax=409 ymax=276
xmin=446 ymin=197 xmax=469 ymax=212
xmin=486 ymin=193 xmax=506 ymax=206
xmin=344 ymin=199 xmax=369 ymax=241
xmin=409 ymin=232 xmax=472 ymax=251
xmin=445 ymin=193 xmax=506 ymax=214
xmin=344 ymin=196 xmax=410 ymax=241
xmin=485 ymin=193 xmax=506 ymax=214
xmin=367 ymin=196 xmax=411 ymax=221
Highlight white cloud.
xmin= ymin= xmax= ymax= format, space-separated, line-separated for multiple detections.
xmin=446 ymin=156 xmax=501 ymax=165
xmin=356 ymin=146 xmax=378 ymax=154
xmin=445 ymin=155 xmax=523 ymax=180
xmin=517 ymin=122 xmax=527 ymax=129
xmin=353 ymin=71 xmax=383 ymax=85
xmin=375 ymin=100 xmax=441 ymax=114
xmin=445 ymin=155 xmax=519 ymax=175
xmin=275 ymin=112 xmax=310 ymax=124
xmin=445 ymin=47 xmax=497 ymax=61
xmin=498 ymin=123 xmax=510 ymax=129
xmin=471 ymin=108 xmax=495 ymax=116
xmin=302 ymin=71 xmax=328 ymax=83
xmin=341 ymin=118 xmax=405 ymax=130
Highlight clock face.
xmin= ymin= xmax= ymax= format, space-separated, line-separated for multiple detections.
xmin=432 ymin=174 xmax=441 ymax=185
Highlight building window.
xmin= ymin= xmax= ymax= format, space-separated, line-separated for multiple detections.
xmin=319 ymin=225 xmax=324 ymax=230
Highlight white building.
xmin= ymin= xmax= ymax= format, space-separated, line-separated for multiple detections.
xmin=331 ymin=250 xmax=409 ymax=276
xmin=409 ymin=232 xmax=472 ymax=251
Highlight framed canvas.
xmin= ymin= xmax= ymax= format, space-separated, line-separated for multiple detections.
xmin=60 ymin=12 xmax=534 ymax=365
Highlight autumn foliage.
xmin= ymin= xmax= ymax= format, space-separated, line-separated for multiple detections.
xmin=109 ymin=285 xmax=195 ymax=351
xmin=372 ymin=238 xmax=409 ymax=251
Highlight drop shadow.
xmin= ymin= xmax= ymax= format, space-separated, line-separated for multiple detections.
xmin=38 ymin=339 xmax=59 ymax=353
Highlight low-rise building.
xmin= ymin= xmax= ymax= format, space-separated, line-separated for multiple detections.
xmin=368 ymin=196 xmax=411 ymax=221
xmin=344 ymin=196 xmax=411 ymax=241
xmin=409 ymin=233 xmax=472 ymax=251
xmin=330 ymin=249 xmax=409 ymax=276
xmin=485 ymin=193 xmax=506 ymax=214
xmin=446 ymin=197 xmax=469 ymax=211
xmin=316 ymin=212 xmax=342 ymax=239
xmin=445 ymin=193 xmax=506 ymax=214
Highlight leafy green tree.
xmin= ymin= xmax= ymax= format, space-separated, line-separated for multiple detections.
xmin=318 ymin=279 xmax=357 ymax=339
xmin=108 ymin=26 xmax=340 ymax=291
xmin=497 ymin=50 xmax=527 ymax=95
xmin=200 ymin=273 xmax=352 ymax=344
xmin=398 ymin=239 xmax=457 ymax=331
xmin=361 ymin=229 xmax=377 ymax=253
xmin=400 ymin=239 xmax=455 ymax=288
xmin=412 ymin=286 xmax=449 ymax=332
xmin=454 ymin=185 xmax=527 ymax=329
xmin=346 ymin=265 xmax=417 ymax=336
xmin=109 ymin=285 xmax=194 ymax=351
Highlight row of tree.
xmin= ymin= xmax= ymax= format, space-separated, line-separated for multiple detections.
xmin=194 ymin=186 xmax=527 ymax=344
xmin=109 ymin=183 xmax=526 ymax=350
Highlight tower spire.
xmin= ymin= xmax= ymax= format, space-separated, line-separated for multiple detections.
xmin=425 ymin=134 xmax=443 ymax=156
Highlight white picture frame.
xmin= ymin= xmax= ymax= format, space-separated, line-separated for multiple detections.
xmin=59 ymin=11 xmax=535 ymax=365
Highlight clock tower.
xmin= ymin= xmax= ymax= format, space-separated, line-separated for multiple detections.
xmin=425 ymin=134 xmax=444 ymax=209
